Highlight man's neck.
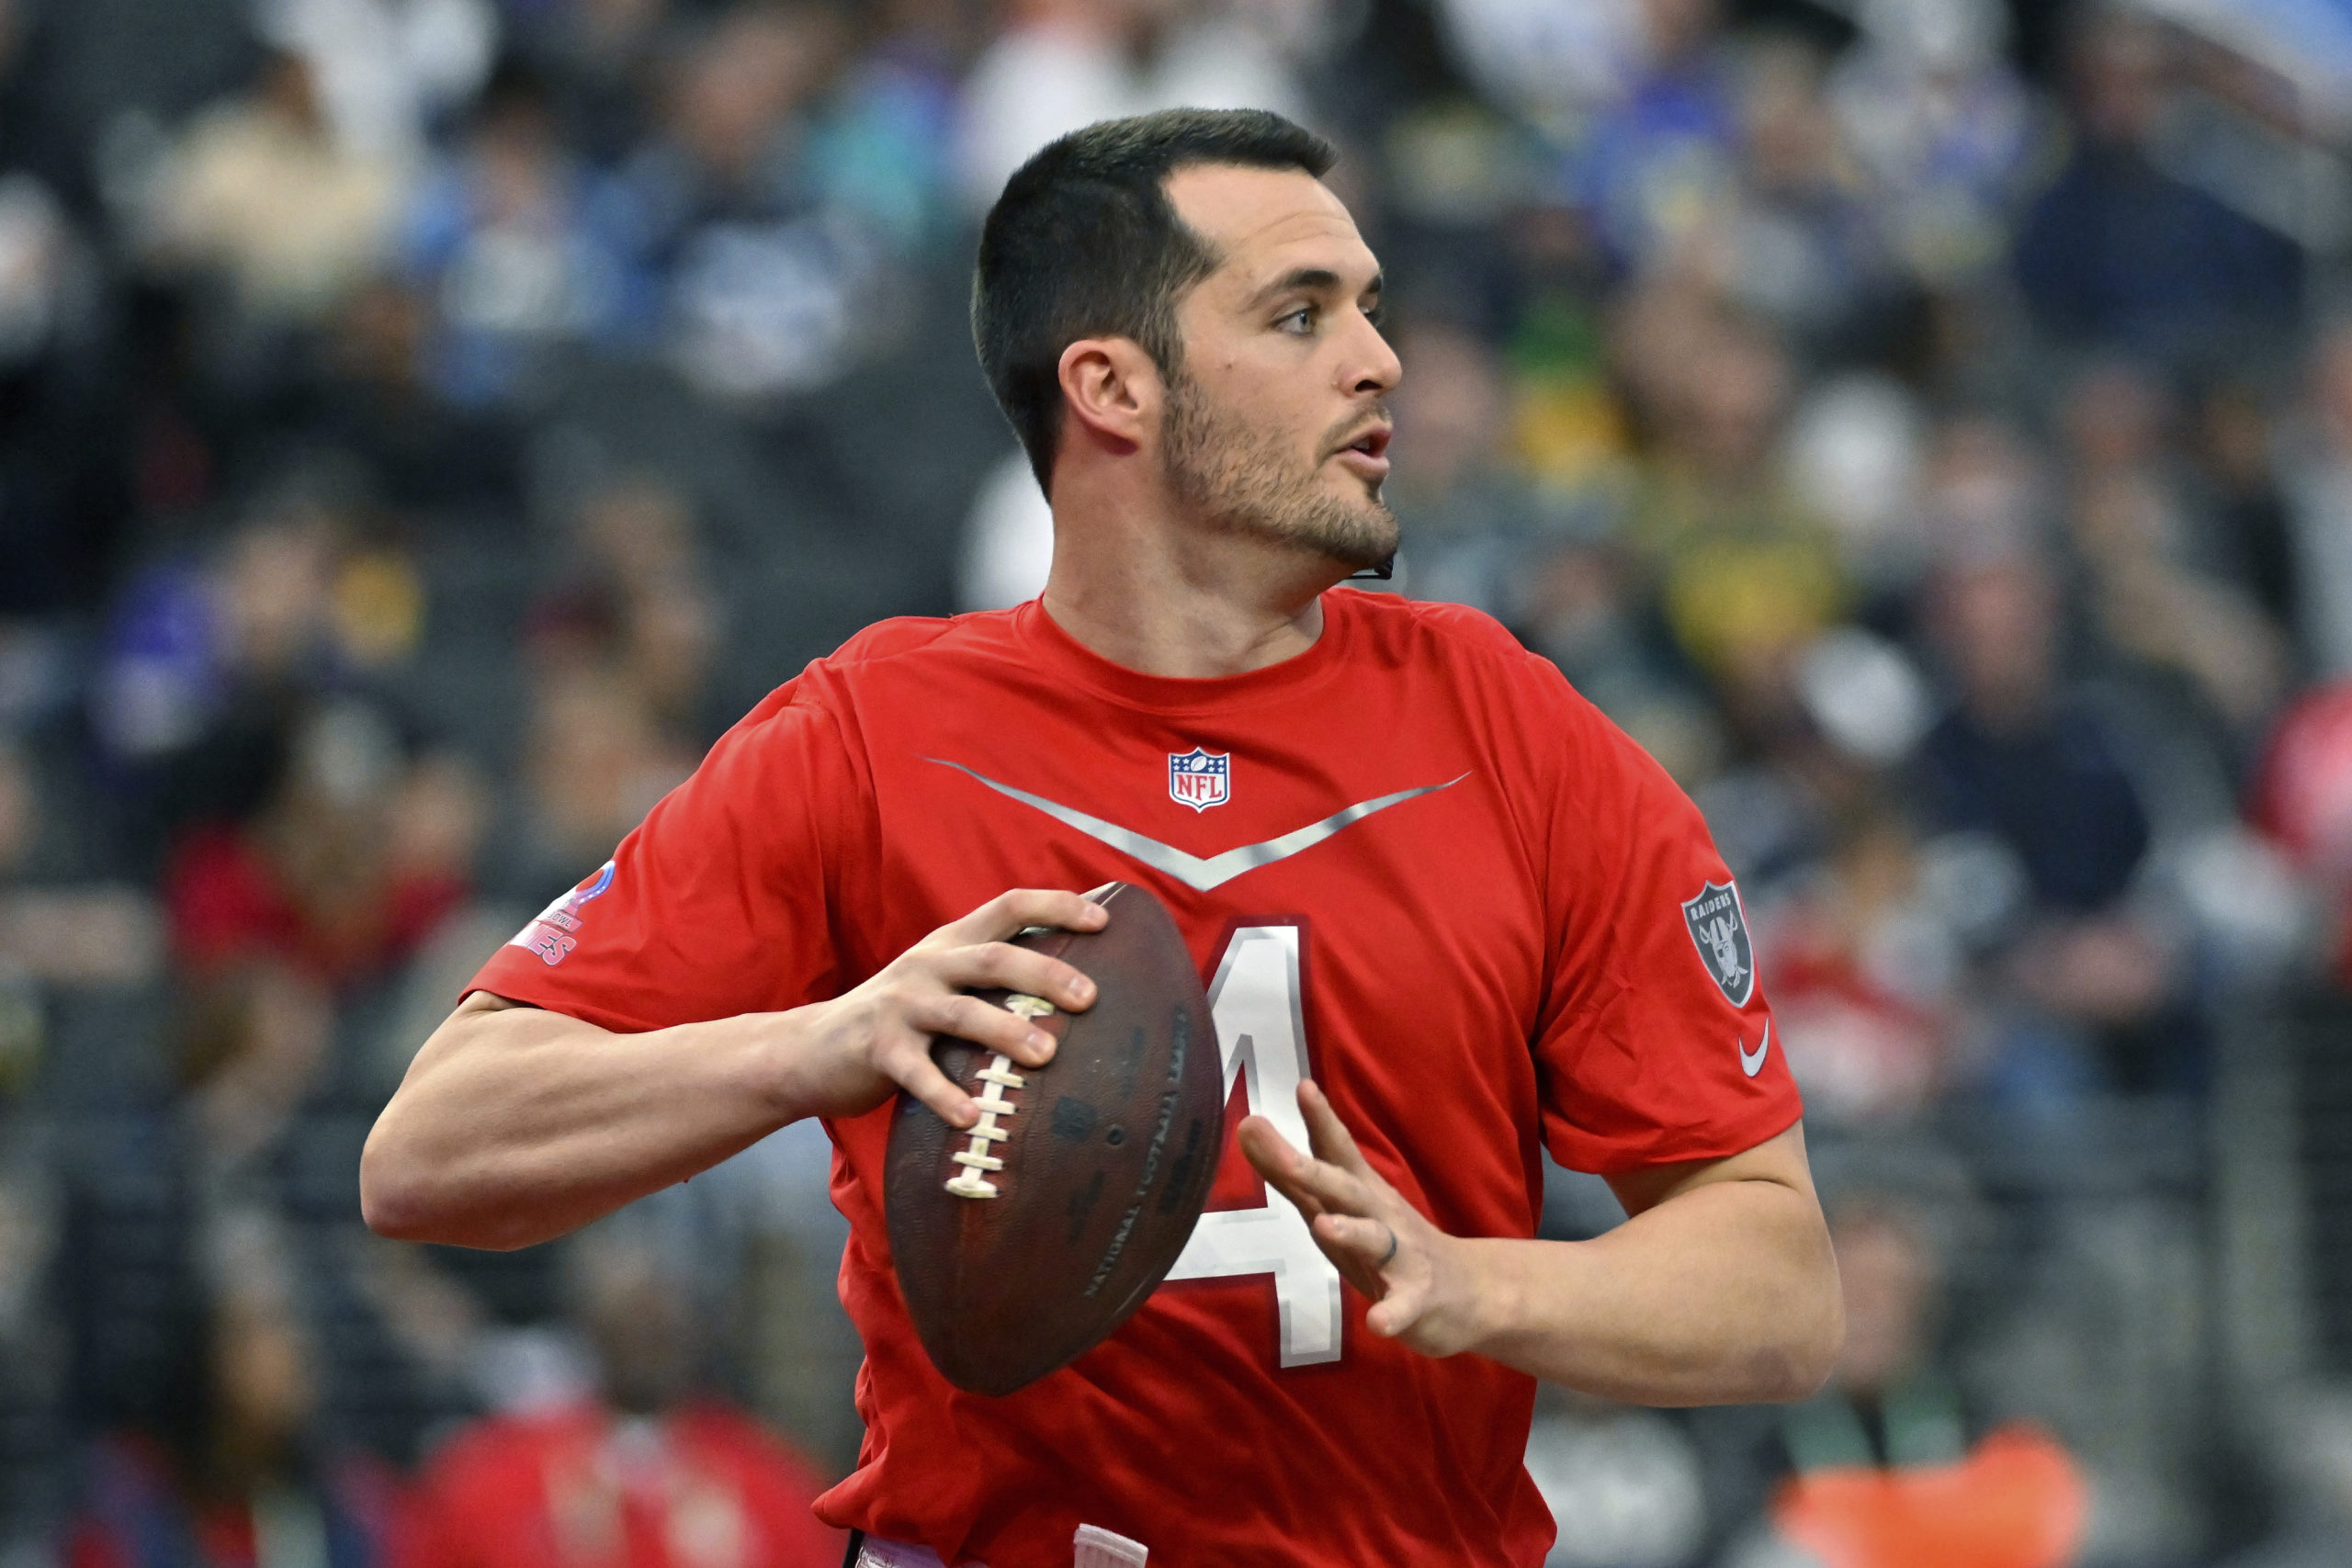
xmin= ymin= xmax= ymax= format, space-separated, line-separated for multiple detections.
xmin=1039 ymin=483 xmax=1348 ymax=679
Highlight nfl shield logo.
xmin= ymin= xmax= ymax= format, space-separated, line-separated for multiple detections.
xmin=1680 ymin=880 xmax=1756 ymax=1007
xmin=1168 ymin=747 xmax=1231 ymax=812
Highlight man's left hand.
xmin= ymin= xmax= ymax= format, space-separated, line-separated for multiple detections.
xmin=1238 ymin=1081 xmax=1489 ymax=1358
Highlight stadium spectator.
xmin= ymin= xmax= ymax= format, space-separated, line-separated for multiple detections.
xmin=2252 ymin=680 xmax=2352 ymax=988
xmin=65 ymin=1274 xmax=425 ymax=1568
xmin=0 ymin=739 xmax=164 ymax=993
xmin=1617 ymin=302 xmax=1849 ymax=724
xmin=1830 ymin=0 xmax=2036 ymax=290
xmin=1567 ymin=0 xmax=1742 ymax=273
xmin=297 ymin=278 xmax=527 ymax=512
xmin=175 ymin=959 xmax=338 ymax=1173
xmin=487 ymin=656 xmax=696 ymax=911
xmin=1382 ymin=315 xmax=1547 ymax=613
xmin=410 ymin=1225 xmax=843 ymax=1568
xmin=106 ymin=487 xmax=479 ymax=985
xmin=1920 ymin=553 xmax=2150 ymax=922
xmin=613 ymin=2 xmax=938 ymax=400
xmin=2188 ymin=378 xmax=2301 ymax=661
xmin=496 ymin=0 xmax=671 ymax=165
xmin=1383 ymin=307 xmax=1704 ymax=776
xmin=1522 ymin=1393 xmax=1709 ymax=1568
xmin=0 ymin=166 xmax=124 ymax=616
xmin=1432 ymin=0 xmax=1645 ymax=138
xmin=256 ymin=0 xmax=500 ymax=161
xmin=147 ymin=51 xmax=412 ymax=329
xmin=401 ymin=62 xmax=645 ymax=407
xmin=1785 ymin=1200 xmax=1968 ymax=1471
xmin=1713 ymin=42 xmax=1908 ymax=363
xmin=566 ymin=476 xmax=718 ymax=733
xmin=473 ymin=472 xmax=713 ymax=906
xmin=952 ymin=0 xmax=1313 ymax=219
xmin=1748 ymin=797 xmax=1960 ymax=1124
xmin=1758 ymin=1199 xmax=2088 ymax=1568
xmin=2279 ymin=319 xmax=2352 ymax=680
xmin=1781 ymin=372 xmax=1930 ymax=600
xmin=161 ymin=702 xmax=480 ymax=987
xmin=2227 ymin=1395 xmax=2352 ymax=1568
xmin=2010 ymin=8 xmax=2300 ymax=363
xmin=800 ymin=3 xmax=964 ymax=254
xmin=1917 ymin=553 xmax=2196 ymax=1094
xmin=2054 ymin=361 xmax=2286 ymax=747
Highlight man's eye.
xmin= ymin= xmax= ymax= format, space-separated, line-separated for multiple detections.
xmin=1277 ymin=307 xmax=1316 ymax=335
xmin=1364 ymin=303 xmax=1386 ymax=328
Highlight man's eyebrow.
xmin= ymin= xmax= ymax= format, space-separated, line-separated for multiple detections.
xmin=1246 ymin=267 xmax=1385 ymax=310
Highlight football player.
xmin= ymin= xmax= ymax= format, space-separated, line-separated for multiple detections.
xmin=364 ymin=109 xmax=1841 ymax=1567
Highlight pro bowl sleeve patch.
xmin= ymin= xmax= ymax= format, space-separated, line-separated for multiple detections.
xmin=507 ymin=860 xmax=616 ymax=966
xmin=1680 ymin=879 xmax=1756 ymax=1008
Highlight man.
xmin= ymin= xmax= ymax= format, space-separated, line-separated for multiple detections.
xmin=362 ymin=109 xmax=1841 ymax=1566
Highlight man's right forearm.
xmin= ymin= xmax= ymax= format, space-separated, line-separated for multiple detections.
xmin=360 ymin=995 xmax=804 ymax=1250
xmin=363 ymin=889 xmax=1106 ymax=1250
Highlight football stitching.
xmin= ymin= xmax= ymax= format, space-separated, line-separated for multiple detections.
xmin=943 ymin=994 xmax=1052 ymax=1199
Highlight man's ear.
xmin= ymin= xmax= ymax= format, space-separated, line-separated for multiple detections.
xmin=1057 ymin=336 xmax=1162 ymax=456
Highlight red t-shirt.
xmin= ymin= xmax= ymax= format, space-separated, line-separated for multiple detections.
xmin=468 ymin=591 xmax=1800 ymax=1567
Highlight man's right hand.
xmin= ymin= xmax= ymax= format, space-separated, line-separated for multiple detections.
xmin=777 ymin=887 xmax=1104 ymax=1130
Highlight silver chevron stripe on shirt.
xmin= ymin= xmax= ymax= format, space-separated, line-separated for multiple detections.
xmin=925 ymin=759 xmax=1468 ymax=892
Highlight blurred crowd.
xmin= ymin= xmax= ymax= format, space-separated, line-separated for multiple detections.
xmin=4 ymin=0 xmax=2352 ymax=1563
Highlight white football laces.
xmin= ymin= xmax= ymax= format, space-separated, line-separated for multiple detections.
xmin=943 ymin=994 xmax=1052 ymax=1199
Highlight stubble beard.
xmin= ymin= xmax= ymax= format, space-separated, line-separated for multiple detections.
xmin=1159 ymin=368 xmax=1398 ymax=573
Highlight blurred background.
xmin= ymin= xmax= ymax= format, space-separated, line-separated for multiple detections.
xmin=3 ymin=0 xmax=2352 ymax=1563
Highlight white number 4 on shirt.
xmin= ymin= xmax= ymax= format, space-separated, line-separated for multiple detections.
xmin=1164 ymin=924 xmax=1344 ymax=1367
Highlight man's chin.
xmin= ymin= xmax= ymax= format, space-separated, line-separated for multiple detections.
xmin=1192 ymin=472 xmax=1397 ymax=572
xmin=1329 ymin=491 xmax=1399 ymax=566
xmin=1310 ymin=511 xmax=1399 ymax=575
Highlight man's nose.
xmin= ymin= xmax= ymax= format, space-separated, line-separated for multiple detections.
xmin=1346 ymin=316 xmax=1402 ymax=398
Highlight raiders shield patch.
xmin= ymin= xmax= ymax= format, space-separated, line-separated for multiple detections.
xmin=1681 ymin=880 xmax=1755 ymax=1008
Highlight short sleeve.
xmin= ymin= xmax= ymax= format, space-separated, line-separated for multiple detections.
xmin=465 ymin=686 xmax=865 ymax=1032
xmin=1531 ymin=684 xmax=1802 ymax=1174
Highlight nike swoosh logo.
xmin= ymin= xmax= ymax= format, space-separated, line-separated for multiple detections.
xmin=926 ymin=760 xmax=1467 ymax=893
xmin=1739 ymin=1021 xmax=1771 ymax=1078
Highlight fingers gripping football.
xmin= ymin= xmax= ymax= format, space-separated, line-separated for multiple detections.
xmin=939 ymin=887 xmax=1109 ymax=950
xmin=1239 ymin=1080 xmax=1481 ymax=1358
xmin=796 ymin=889 xmax=1102 ymax=1128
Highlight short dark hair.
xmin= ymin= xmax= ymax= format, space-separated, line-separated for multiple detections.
xmin=972 ymin=108 xmax=1338 ymax=492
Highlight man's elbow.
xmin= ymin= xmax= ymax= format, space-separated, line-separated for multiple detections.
xmin=1750 ymin=1269 xmax=1845 ymax=1404
xmin=361 ymin=1113 xmax=558 ymax=1251
xmin=360 ymin=1000 xmax=511 ymax=1245
xmin=359 ymin=1121 xmax=436 ymax=1242
xmin=1779 ymin=1301 xmax=1846 ymax=1403
xmin=360 ymin=1107 xmax=495 ymax=1246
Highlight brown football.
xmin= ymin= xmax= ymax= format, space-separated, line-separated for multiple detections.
xmin=884 ymin=882 xmax=1224 ymax=1396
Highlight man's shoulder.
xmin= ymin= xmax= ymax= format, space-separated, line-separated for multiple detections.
xmin=806 ymin=608 xmax=1027 ymax=685
xmin=730 ymin=609 xmax=1026 ymax=730
xmin=1344 ymin=592 xmax=1664 ymax=797
xmin=828 ymin=611 xmax=1006 ymax=666
xmin=1340 ymin=591 xmax=1555 ymax=682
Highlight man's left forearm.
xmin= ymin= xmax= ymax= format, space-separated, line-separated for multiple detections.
xmin=1450 ymin=1164 xmax=1841 ymax=1404
xmin=1240 ymin=1093 xmax=1841 ymax=1405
